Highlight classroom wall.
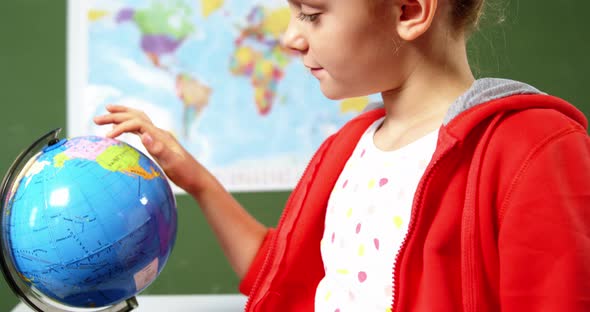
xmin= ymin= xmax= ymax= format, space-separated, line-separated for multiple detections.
xmin=1 ymin=0 xmax=588 ymax=310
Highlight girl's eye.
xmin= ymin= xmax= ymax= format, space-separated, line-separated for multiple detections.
xmin=296 ymin=12 xmax=320 ymax=22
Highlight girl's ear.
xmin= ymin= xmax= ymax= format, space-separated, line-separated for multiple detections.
xmin=395 ymin=0 xmax=437 ymax=41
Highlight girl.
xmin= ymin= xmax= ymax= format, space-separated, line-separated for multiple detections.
xmin=94 ymin=0 xmax=590 ymax=310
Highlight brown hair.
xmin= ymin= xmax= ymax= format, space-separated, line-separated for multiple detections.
xmin=369 ymin=0 xmax=488 ymax=34
xmin=451 ymin=0 xmax=486 ymax=32
xmin=370 ymin=0 xmax=487 ymax=32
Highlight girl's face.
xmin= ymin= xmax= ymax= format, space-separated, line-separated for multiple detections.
xmin=283 ymin=0 xmax=405 ymax=100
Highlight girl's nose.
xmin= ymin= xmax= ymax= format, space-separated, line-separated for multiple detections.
xmin=281 ymin=18 xmax=308 ymax=54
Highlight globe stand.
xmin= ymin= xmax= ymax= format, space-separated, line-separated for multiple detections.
xmin=0 ymin=128 xmax=138 ymax=312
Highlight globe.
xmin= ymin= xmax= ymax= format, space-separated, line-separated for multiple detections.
xmin=0 ymin=129 xmax=177 ymax=311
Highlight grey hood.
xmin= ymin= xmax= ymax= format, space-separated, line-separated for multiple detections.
xmin=364 ymin=78 xmax=545 ymax=125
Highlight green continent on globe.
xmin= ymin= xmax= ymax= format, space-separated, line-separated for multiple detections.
xmin=53 ymin=153 xmax=69 ymax=169
xmin=52 ymin=139 xmax=160 ymax=180
xmin=96 ymin=145 xmax=161 ymax=180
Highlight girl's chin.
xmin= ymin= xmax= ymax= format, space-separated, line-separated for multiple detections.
xmin=319 ymin=85 xmax=372 ymax=101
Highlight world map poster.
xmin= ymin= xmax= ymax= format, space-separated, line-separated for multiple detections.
xmin=67 ymin=0 xmax=379 ymax=192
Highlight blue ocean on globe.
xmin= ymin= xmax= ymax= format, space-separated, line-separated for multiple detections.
xmin=3 ymin=136 xmax=177 ymax=308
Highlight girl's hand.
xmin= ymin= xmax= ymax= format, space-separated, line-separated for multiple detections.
xmin=95 ymin=105 xmax=268 ymax=278
xmin=93 ymin=104 xmax=200 ymax=191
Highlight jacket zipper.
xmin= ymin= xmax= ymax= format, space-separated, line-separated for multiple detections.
xmin=390 ymin=143 xmax=454 ymax=311
xmin=244 ymin=140 xmax=330 ymax=311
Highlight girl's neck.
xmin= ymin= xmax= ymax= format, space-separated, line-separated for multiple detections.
xmin=375 ymin=35 xmax=474 ymax=151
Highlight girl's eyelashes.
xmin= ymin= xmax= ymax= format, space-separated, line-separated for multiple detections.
xmin=297 ymin=12 xmax=321 ymax=22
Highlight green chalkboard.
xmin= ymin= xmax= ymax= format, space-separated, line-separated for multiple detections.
xmin=0 ymin=0 xmax=588 ymax=311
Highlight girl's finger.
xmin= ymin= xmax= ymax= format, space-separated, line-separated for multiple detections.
xmin=93 ymin=114 xmax=121 ymax=125
xmin=105 ymin=104 xmax=135 ymax=113
xmin=106 ymin=119 xmax=151 ymax=138
xmin=103 ymin=105 xmax=151 ymax=121
xmin=94 ymin=111 xmax=151 ymax=126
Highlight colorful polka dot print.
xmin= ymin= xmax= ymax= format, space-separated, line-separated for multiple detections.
xmin=315 ymin=117 xmax=439 ymax=312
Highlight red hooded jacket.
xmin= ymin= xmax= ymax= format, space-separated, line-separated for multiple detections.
xmin=239 ymin=79 xmax=590 ymax=311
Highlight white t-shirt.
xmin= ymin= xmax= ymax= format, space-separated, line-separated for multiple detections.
xmin=315 ymin=117 xmax=439 ymax=312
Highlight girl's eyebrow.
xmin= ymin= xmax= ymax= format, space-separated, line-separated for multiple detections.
xmin=288 ymin=0 xmax=328 ymax=10
xmin=288 ymin=0 xmax=324 ymax=6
